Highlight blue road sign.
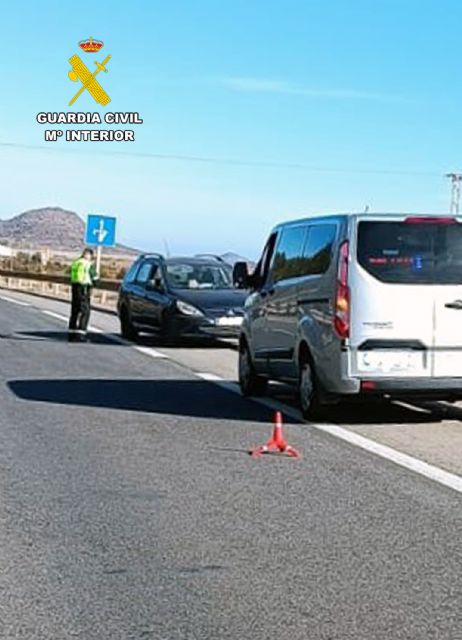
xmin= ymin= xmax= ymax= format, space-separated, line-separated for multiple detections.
xmin=85 ymin=214 xmax=117 ymax=247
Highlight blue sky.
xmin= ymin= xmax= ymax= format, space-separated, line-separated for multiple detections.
xmin=1 ymin=0 xmax=461 ymax=257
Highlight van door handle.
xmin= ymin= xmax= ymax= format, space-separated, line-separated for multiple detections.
xmin=445 ymin=300 xmax=462 ymax=309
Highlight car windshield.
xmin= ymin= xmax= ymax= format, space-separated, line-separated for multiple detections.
xmin=165 ymin=262 xmax=233 ymax=290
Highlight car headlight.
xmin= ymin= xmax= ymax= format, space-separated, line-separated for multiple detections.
xmin=176 ymin=300 xmax=204 ymax=317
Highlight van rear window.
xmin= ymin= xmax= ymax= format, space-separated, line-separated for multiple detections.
xmin=357 ymin=220 xmax=462 ymax=284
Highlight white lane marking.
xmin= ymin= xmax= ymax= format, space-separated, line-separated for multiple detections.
xmin=38 ymin=307 xmax=168 ymax=358
xmin=198 ymin=372 xmax=462 ymax=495
xmin=90 ymin=329 xmax=167 ymax=358
xmin=42 ymin=310 xmax=68 ymax=321
xmin=394 ymin=400 xmax=433 ymax=415
xmin=197 ymin=372 xmax=224 ymax=382
xmin=133 ymin=345 xmax=169 ymax=359
xmin=313 ymin=423 xmax=462 ymax=494
xmin=0 ymin=295 xmax=30 ymax=306
xmin=87 ymin=326 xmax=167 ymax=358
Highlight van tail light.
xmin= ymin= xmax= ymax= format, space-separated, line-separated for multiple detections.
xmin=361 ymin=380 xmax=377 ymax=391
xmin=405 ymin=216 xmax=458 ymax=225
xmin=334 ymin=241 xmax=350 ymax=339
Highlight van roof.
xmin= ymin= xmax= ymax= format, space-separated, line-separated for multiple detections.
xmin=272 ymin=212 xmax=460 ymax=231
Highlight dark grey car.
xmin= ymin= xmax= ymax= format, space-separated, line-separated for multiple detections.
xmin=118 ymin=254 xmax=247 ymax=342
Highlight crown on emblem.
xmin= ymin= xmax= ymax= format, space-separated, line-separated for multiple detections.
xmin=78 ymin=37 xmax=104 ymax=53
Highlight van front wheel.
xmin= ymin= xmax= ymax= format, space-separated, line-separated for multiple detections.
xmin=239 ymin=342 xmax=267 ymax=396
xmin=299 ymin=359 xmax=323 ymax=421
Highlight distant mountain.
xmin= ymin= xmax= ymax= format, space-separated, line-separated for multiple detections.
xmin=0 ymin=207 xmax=138 ymax=255
xmin=0 ymin=207 xmax=253 ymax=264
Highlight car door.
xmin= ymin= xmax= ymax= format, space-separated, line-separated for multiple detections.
xmin=142 ymin=261 xmax=171 ymax=332
xmin=131 ymin=260 xmax=167 ymax=329
xmin=129 ymin=260 xmax=156 ymax=325
xmin=119 ymin=260 xmax=142 ymax=312
xmin=430 ymin=222 xmax=462 ymax=377
xmin=248 ymin=233 xmax=278 ymax=373
xmin=264 ymin=225 xmax=307 ymax=379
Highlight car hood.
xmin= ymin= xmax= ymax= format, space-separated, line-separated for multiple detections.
xmin=174 ymin=288 xmax=247 ymax=314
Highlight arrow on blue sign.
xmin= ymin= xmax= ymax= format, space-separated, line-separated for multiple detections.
xmin=85 ymin=215 xmax=117 ymax=247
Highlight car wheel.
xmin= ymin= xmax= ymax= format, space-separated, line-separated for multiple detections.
xmin=157 ymin=319 xmax=179 ymax=346
xmin=120 ymin=307 xmax=138 ymax=340
xmin=299 ymin=358 xmax=324 ymax=421
xmin=157 ymin=332 xmax=179 ymax=347
xmin=239 ymin=341 xmax=267 ymax=396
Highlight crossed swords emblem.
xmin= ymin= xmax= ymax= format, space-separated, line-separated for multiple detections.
xmin=68 ymin=54 xmax=112 ymax=106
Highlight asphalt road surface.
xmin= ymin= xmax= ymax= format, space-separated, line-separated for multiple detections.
xmin=0 ymin=290 xmax=461 ymax=639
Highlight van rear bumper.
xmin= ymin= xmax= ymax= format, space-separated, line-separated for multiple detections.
xmin=357 ymin=377 xmax=462 ymax=399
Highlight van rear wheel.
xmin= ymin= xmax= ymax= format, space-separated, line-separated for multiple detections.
xmin=299 ymin=359 xmax=324 ymax=421
xmin=239 ymin=341 xmax=267 ymax=396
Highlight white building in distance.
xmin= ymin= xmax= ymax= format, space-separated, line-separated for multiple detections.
xmin=0 ymin=244 xmax=14 ymax=257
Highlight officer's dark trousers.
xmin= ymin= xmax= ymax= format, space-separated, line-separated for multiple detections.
xmin=69 ymin=284 xmax=91 ymax=335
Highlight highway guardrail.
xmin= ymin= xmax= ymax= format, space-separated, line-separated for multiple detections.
xmin=0 ymin=269 xmax=120 ymax=313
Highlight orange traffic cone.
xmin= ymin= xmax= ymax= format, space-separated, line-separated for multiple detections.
xmin=250 ymin=411 xmax=301 ymax=459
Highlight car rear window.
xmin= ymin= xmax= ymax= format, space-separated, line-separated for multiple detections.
xmin=357 ymin=220 xmax=462 ymax=284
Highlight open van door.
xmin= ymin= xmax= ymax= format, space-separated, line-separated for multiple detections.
xmin=350 ymin=218 xmax=438 ymax=378
xmin=351 ymin=216 xmax=462 ymax=380
xmin=427 ymin=220 xmax=462 ymax=376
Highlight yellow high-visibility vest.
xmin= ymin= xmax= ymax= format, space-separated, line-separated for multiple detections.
xmin=70 ymin=258 xmax=93 ymax=285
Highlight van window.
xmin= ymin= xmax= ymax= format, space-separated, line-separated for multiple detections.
xmin=271 ymin=226 xmax=307 ymax=283
xmin=357 ymin=221 xmax=462 ymax=284
xmin=302 ymin=225 xmax=336 ymax=275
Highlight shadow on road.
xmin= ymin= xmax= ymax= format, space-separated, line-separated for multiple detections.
xmin=7 ymin=378 xmax=281 ymax=423
xmin=324 ymin=399 xmax=462 ymax=424
xmin=13 ymin=331 xmax=126 ymax=345
xmin=323 ymin=401 xmax=446 ymax=425
xmin=1 ymin=331 xmax=108 ymax=344
xmin=266 ymin=385 xmax=459 ymax=425
xmin=137 ymin=335 xmax=239 ymax=351
xmin=12 ymin=331 xmax=238 ymax=350
xmin=413 ymin=400 xmax=462 ymax=422
xmin=8 ymin=377 xmax=458 ymax=426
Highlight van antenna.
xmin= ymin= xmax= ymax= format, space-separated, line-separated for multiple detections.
xmin=364 ymin=205 xmax=370 ymax=213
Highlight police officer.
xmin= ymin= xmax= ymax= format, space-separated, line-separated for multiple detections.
xmin=68 ymin=248 xmax=99 ymax=342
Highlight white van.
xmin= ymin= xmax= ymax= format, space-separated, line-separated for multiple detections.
xmin=233 ymin=213 xmax=462 ymax=418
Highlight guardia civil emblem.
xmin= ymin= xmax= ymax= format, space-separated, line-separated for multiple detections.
xmin=68 ymin=37 xmax=111 ymax=107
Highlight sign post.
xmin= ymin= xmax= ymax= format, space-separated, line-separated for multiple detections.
xmin=85 ymin=214 xmax=117 ymax=276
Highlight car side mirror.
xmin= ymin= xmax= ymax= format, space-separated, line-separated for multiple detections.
xmin=233 ymin=261 xmax=249 ymax=289
xmin=147 ymin=277 xmax=165 ymax=293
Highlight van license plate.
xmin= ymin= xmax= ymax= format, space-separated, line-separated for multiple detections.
xmin=358 ymin=351 xmax=423 ymax=374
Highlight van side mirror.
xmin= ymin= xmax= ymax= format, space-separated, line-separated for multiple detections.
xmin=233 ymin=261 xmax=249 ymax=289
